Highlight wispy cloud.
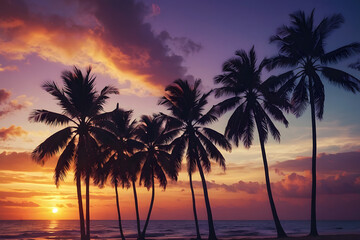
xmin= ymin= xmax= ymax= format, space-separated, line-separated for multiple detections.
xmin=0 ymin=200 xmax=39 ymax=207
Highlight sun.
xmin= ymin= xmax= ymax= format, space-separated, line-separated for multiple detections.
xmin=52 ymin=207 xmax=58 ymax=213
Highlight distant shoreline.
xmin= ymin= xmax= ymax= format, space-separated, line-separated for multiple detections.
xmin=141 ymin=235 xmax=360 ymax=240
xmin=124 ymin=235 xmax=360 ymax=240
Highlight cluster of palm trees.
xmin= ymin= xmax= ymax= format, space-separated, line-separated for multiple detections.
xmin=30 ymin=10 xmax=360 ymax=240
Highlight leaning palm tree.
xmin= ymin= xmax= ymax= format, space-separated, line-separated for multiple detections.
xmin=133 ymin=114 xmax=180 ymax=240
xmin=267 ymin=10 xmax=360 ymax=236
xmin=214 ymin=47 xmax=290 ymax=238
xmin=29 ymin=66 xmax=118 ymax=240
xmin=159 ymin=79 xmax=232 ymax=240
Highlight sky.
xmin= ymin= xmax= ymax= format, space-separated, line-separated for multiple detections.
xmin=0 ymin=0 xmax=360 ymax=221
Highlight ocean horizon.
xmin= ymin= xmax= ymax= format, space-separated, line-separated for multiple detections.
xmin=0 ymin=220 xmax=359 ymax=239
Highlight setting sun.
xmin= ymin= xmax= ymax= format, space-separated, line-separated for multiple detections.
xmin=52 ymin=208 xmax=58 ymax=214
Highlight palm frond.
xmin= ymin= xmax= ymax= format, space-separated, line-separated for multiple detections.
xmin=213 ymin=97 xmax=241 ymax=116
xmin=312 ymin=74 xmax=325 ymax=119
xmin=29 ymin=110 xmax=73 ymax=126
xmin=262 ymin=70 xmax=294 ymax=91
xmin=41 ymin=81 xmax=79 ymax=118
xmin=32 ymin=127 xmax=74 ymax=164
xmin=201 ymin=127 xmax=231 ymax=151
xmin=54 ymin=136 xmax=76 ymax=186
xmin=321 ymin=67 xmax=360 ymax=93
xmin=197 ymin=131 xmax=226 ymax=170
xmin=320 ymin=43 xmax=360 ymax=64
xmin=291 ymin=76 xmax=309 ymax=117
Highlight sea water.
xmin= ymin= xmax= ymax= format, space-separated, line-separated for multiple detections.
xmin=0 ymin=220 xmax=359 ymax=239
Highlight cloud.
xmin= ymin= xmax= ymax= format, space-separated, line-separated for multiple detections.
xmin=0 ymin=125 xmax=27 ymax=140
xmin=272 ymin=172 xmax=360 ymax=198
xmin=273 ymin=151 xmax=360 ymax=174
xmin=151 ymin=3 xmax=161 ymax=17
xmin=0 ymin=89 xmax=32 ymax=118
xmin=159 ymin=30 xmax=202 ymax=56
xmin=171 ymin=180 xmax=264 ymax=194
xmin=0 ymin=89 xmax=11 ymax=104
xmin=66 ymin=203 xmax=76 ymax=208
xmin=0 ymin=64 xmax=18 ymax=72
xmin=0 ymin=190 xmax=51 ymax=199
xmin=0 ymin=151 xmax=56 ymax=172
xmin=0 ymin=0 xmax=201 ymax=95
xmin=0 ymin=200 xmax=39 ymax=207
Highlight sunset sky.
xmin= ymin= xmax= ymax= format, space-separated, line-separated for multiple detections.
xmin=1 ymin=0 xmax=360 ymax=221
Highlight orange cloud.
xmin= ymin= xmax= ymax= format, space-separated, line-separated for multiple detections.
xmin=0 ymin=200 xmax=39 ymax=207
xmin=0 ymin=0 xmax=200 ymax=95
xmin=0 ymin=125 xmax=27 ymax=140
xmin=0 ymin=151 xmax=56 ymax=172
xmin=0 ymin=64 xmax=18 ymax=72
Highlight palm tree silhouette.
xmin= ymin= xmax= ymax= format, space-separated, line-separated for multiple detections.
xmin=214 ymin=47 xmax=290 ymax=238
xmin=159 ymin=79 xmax=231 ymax=240
xmin=128 ymin=150 xmax=142 ymax=239
xmin=29 ymin=66 xmax=118 ymax=240
xmin=267 ymin=10 xmax=360 ymax=236
xmin=94 ymin=105 xmax=141 ymax=240
xmin=134 ymin=114 xmax=180 ymax=240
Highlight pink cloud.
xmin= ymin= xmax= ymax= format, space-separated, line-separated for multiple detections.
xmin=273 ymin=151 xmax=360 ymax=174
xmin=0 ymin=89 xmax=11 ymax=104
xmin=151 ymin=3 xmax=161 ymax=16
xmin=0 ymin=89 xmax=32 ymax=118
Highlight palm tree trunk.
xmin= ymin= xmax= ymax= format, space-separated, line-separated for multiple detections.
xmin=115 ymin=181 xmax=126 ymax=240
xmin=132 ymin=180 xmax=141 ymax=238
xmin=256 ymin=120 xmax=287 ymax=238
xmin=85 ymin=172 xmax=90 ymax=240
xmin=141 ymin=169 xmax=155 ymax=240
xmin=308 ymin=79 xmax=319 ymax=236
xmin=189 ymin=173 xmax=201 ymax=240
xmin=195 ymin=158 xmax=217 ymax=240
xmin=76 ymin=174 xmax=86 ymax=240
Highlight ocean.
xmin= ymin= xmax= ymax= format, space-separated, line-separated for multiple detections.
xmin=0 ymin=220 xmax=359 ymax=239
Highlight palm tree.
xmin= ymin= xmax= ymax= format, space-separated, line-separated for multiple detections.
xmin=267 ymin=10 xmax=360 ymax=236
xmin=133 ymin=114 xmax=180 ymax=240
xmin=94 ymin=105 xmax=141 ymax=240
xmin=29 ymin=66 xmax=118 ymax=240
xmin=214 ymin=47 xmax=290 ymax=238
xmin=128 ymin=150 xmax=142 ymax=239
xmin=159 ymin=79 xmax=232 ymax=240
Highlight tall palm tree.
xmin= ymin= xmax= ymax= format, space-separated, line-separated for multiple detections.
xmin=133 ymin=114 xmax=180 ymax=240
xmin=94 ymin=105 xmax=141 ymax=240
xmin=214 ymin=47 xmax=290 ymax=238
xmin=159 ymin=79 xmax=232 ymax=240
xmin=267 ymin=10 xmax=360 ymax=236
xmin=128 ymin=151 xmax=142 ymax=239
xmin=29 ymin=66 xmax=118 ymax=240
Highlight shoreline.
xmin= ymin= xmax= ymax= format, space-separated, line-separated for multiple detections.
xmin=140 ymin=235 xmax=360 ymax=240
